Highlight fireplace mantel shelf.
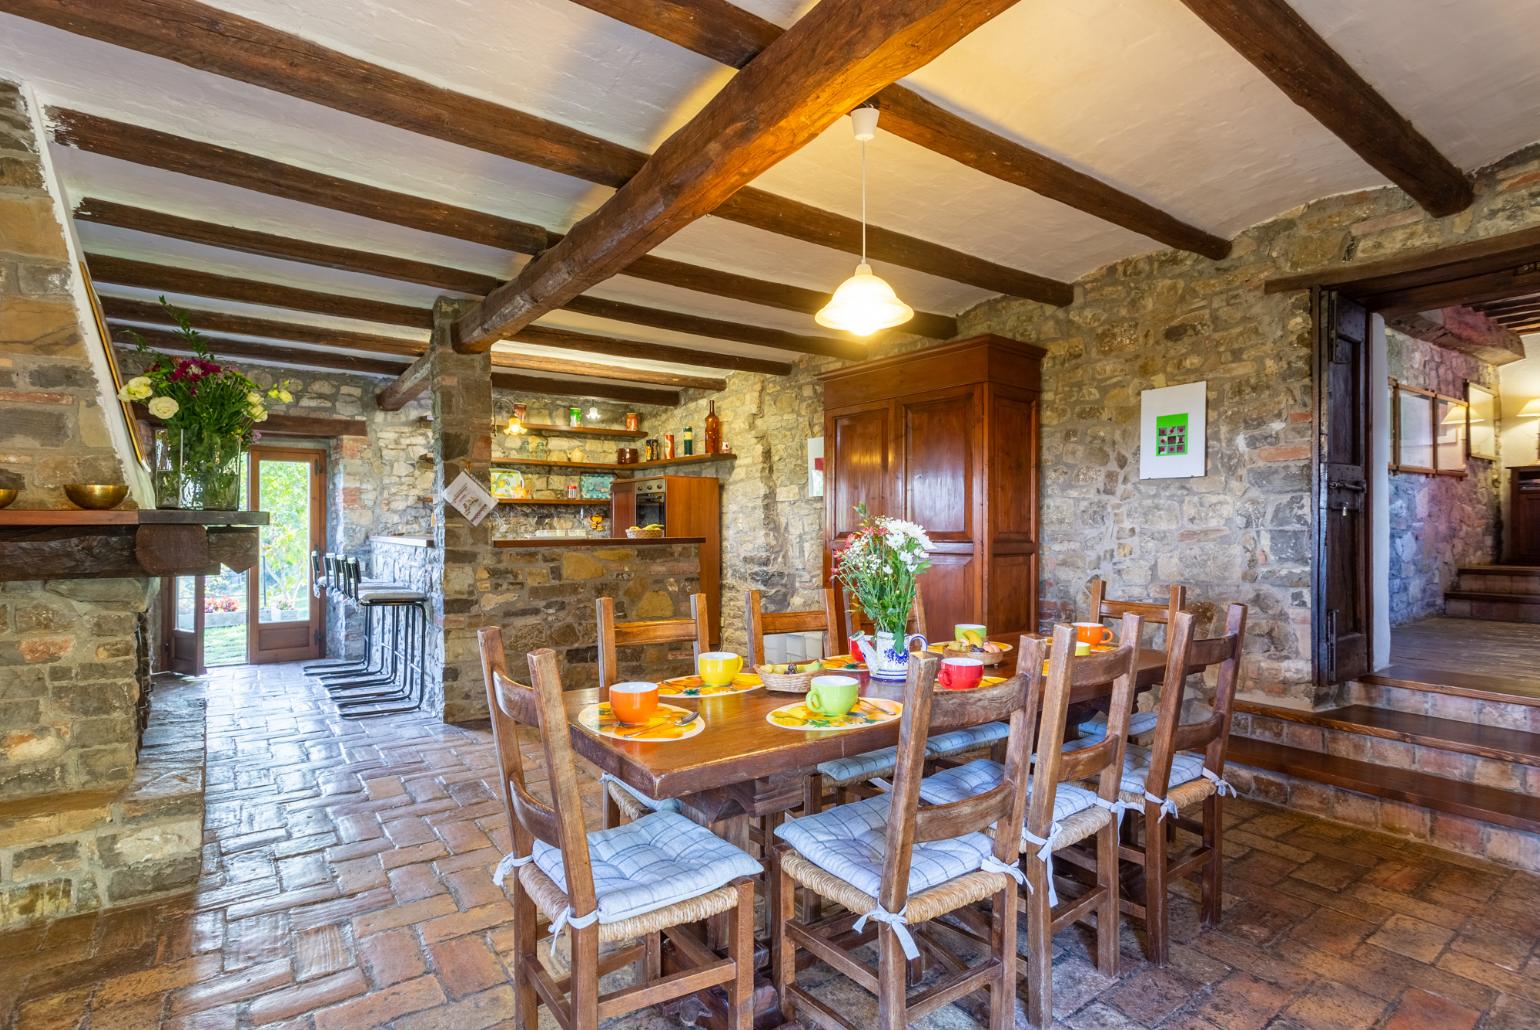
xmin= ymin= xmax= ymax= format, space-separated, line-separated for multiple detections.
xmin=0 ymin=509 xmax=269 ymax=581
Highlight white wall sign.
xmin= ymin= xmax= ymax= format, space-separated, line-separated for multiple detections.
xmin=1139 ymin=381 xmax=1207 ymax=480
xmin=443 ymin=471 xmax=496 ymax=525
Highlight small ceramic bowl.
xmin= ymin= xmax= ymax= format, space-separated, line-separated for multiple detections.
xmin=63 ymin=483 xmax=129 ymax=510
xmin=0 ymin=488 xmax=16 ymax=509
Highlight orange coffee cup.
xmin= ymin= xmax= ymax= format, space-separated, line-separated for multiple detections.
xmin=1073 ymin=622 xmax=1114 ymax=648
xmin=609 ymin=681 xmax=659 ymax=725
xmin=938 ymin=656 xmax=985 ymax=691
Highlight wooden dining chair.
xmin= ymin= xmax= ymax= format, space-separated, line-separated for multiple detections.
xmin=478 ymin=629 xmax=760 ymax=1030
xmin=921 ymin=616 xmax=1141 ymax=1027
xmin=595 ymin=593 xmax=707 ymax=826
xmin=772 ymin=651 xmax=1032 ymax=1030
xmin=1079 ymin=579 xmax=1187 ymax=741
xmin=745 ymin=587 xmax=841 ymax=667
xmin=1116 ymin=603 xmax=1248 ymax=965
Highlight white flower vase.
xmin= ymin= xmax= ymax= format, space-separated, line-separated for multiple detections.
xmin=852 ymin=628 xmax=928 ymax=681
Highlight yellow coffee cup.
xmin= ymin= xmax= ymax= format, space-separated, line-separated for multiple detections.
xmin=697 ymin=651 xmax=743 ymax=687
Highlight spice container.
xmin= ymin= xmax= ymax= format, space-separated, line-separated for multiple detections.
xmin=566 ymin=482 xmax=579 ymax=498
xmin=625 ymin=411 xmax=640 ymax=431
xmin=664 ymin=433 xmax=676 ymax=459
xmin=568 ymin=406 xmax=582 ymax=428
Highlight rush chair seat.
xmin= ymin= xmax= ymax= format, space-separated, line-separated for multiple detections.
xmin=1115 ymin=603 xmax=1248 ymax=966
xmin=1076 ymin=579 xmax=1188 ymax=743
xmin=594 ymin=593 xmax=707 ymax=826
xmin=772 ymin=651 xmax=1032 ymax=1030
xmin=478 ymin=631 xmax=760 ymax=1030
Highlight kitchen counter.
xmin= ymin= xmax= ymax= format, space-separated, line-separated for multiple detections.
xmin=493 ymin=536 xmax=705 ymax=548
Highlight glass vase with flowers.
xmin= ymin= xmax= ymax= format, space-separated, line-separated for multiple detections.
xmin=118 ymin=298 xmax=291 ymax=510
xmin=831 ymin=504 xmax=933 ymax=680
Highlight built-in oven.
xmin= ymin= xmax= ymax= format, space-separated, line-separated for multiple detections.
xmin=634 ymin=477 xmax=666 ymax=529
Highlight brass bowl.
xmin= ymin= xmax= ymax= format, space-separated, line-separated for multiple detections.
xmin=63 ymin=483 xmax=129 ymax=510
xmin=0 ymin=488 xmax=16 ymax=509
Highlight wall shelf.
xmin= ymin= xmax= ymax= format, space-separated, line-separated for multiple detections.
xmin=516 ymin=423 xmax=646 ymax=440
xmin=495 ymin=497 xmax=610 ymax=506
xmin=492 ymin=453 xmax=738 ymax=474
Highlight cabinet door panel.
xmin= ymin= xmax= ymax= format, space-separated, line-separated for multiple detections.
xmin=920 ymin=550 xmax=977 ymax=641
xmin=827 ymin=404 xmax=892 ymax=540
xmin=900 ymin=389 xmax=976 ymax=542
xmin=989 ymin=391 xmax=1038 ymax=541
xmin=987 ymin=551 xmax=1037 ymax=635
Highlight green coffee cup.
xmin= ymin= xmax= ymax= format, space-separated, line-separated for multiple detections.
xmin=805 ymin=675 xmax=860 ymax=718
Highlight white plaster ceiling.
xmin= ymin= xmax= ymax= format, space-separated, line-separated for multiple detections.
xmin=3 ymin=0 xmax=1539 ymax=383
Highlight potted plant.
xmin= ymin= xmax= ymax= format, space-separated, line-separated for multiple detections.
xmin=831 ymin=504 xmax=933 ymax=680
xmin=118 ymin=299 xmax=291 ymax=510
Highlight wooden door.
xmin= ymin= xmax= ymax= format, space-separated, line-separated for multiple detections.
xmin=985 ymin=384 xmax=1040 ymax=634
xmin=247 ymin=447 xmax=326 ymax=663
xmin=896 ymin=386 xmax=980 ymax=637
xmin=163 ymin=574 xmax=204 ymax=675
xmin=824 ymin=401 xmax=896 ymax=544
xmin=1315 ymin=290 xmax=1372 ymax=685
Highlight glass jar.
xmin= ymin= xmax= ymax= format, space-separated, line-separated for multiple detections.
xmin=153 ymin=426 xmax=244 ymax=510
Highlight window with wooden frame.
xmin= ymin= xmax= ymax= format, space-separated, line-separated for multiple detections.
xmin=1391 ymin=380 xmax=1466 ymax=476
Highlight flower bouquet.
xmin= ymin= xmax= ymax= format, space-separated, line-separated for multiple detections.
xmin=119 ymin=299 xmax=291 ymax=509
xmin=831 ymin=504 xmax=933 ymax=680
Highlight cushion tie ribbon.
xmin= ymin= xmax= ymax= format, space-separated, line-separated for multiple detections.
xmin=548 ymin=905 xmax=600 ymax=960
xmin=1021 ymin=824 xmax=1064 ymax=907
xmin=979 ymin=853 xmax=1027 ymax=887
xmin=852 ymin=906 xmax=919 ymax=961
xmin=492 ymin=851 xmax=532 ymax=887
xmin=1202 ymin=767 xmax=1236 ymax=797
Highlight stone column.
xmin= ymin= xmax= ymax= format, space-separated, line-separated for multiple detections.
xmin=427 ymin=297 xmax=493 ymax=723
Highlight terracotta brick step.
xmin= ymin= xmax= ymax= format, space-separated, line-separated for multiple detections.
xmin=1227 ymin=737 xmax=1540 ymax=834
xmin=1236 ymin=700 xmax=1540 ymax=767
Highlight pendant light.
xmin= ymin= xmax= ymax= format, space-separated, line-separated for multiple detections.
xmin=815 ymin=106 xmax=913 ymax=337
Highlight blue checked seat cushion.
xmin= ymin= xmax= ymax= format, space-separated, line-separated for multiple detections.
xmin=1119 ymin=745 xmax=1217 ymax=812
xmin=773 ymin=795 xmax=1014 ymax=922
xmin=524 ymin=811 xmax=760 ymax=937
xmin=817 ymin=722 xmax=1011 ymax=788
xmin=602 ymin=775 xmax=682 ymax=820
xmin=918 ymin=758 xmax=1113 ymax=851
xmin=1076 ymin=710 xmax=1159 ymax=743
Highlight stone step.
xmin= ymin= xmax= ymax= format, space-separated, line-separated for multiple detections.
xmin=1227 ymin=737 xmax=1540 ymax=834
xmin=1236 ymin=700 xmax=1540 ymax=766
xmin=1443 ymin=590 xmax=1540 ymax=623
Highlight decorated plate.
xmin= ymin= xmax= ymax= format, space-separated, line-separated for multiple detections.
xmin=577 ymin=702 xmax=704 ymax=742
xmin=927 ymin=641 xmax=1014 ymax=657
xmin=816 ymin=653 xmax=868 ymax=673
xmin=656 ymin=673 xmax=762 ymax=698
xmin=765 ymin=696 xmax=902 ymax=732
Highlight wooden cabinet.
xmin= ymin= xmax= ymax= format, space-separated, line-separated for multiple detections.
xmin=1509 ymin=466 xmax=1540 ymax=563
xmin=820 ymin=334 xmax=1044 ymax=638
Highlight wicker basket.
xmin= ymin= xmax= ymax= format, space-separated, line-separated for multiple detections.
xmin=755 ymin=664 xmax=817 ymax=693
xmin=625 ymin=526 xmax=664 ymax=539
xmin=941 ymin=643 xmax=1012 ymax=668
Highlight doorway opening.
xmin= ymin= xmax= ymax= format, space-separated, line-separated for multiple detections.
xmin=161 ymin=445 xmax=327 ymax=673
xmin=1298 ymin=229 xmax=1540 ymax=691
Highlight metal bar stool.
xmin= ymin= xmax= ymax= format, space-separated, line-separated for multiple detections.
xmin=318 ymin=558 xmax=399 ymax=689
xmin=303 ymin=552 xmax=358 ymax=674
xmin=335 ymin=573 xmax=428 ymax=719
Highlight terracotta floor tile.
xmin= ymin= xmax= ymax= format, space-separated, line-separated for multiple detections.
xmin=1192 ymin=971 xmax=1291 ymax=1030
xmin=1281 ymin=979 xmax=1388 ymax=1030
xmin=1365 ymin=913 xmax=1457 ymax=964
xmin=1383 ymin=987 xmax=1480 ymax=1030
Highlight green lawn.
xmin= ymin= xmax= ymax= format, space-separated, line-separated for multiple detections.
xmin=205 ymin=622 xmax=248 ymax=666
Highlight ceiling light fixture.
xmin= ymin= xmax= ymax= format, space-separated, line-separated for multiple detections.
xmin=815 ymin=106 xmax=913 ymax=338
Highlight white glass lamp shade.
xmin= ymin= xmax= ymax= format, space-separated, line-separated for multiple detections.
xmin=1519 ymin=399 xmax=1540 ymax=418
xmin=815 ymin=263 xmax=914 ymax=336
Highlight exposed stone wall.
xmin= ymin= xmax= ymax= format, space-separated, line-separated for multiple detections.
xmin=1384 ymin=328 xmax=1501 ymax=624
xmin=0 ymin=677 xmax=205 ymax=928
xmin=0 ymin=79 xmax=129 ymax=503
xmin=487 ymin=542 xmax=703 ymax=690
xmin=954 ymin=144 xmax=1540 ymax=703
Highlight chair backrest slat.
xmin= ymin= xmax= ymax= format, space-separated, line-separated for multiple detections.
xmin=1089 ymin=578 xmax=1185 ymax=652
xmin=596 ymin=593 xmax=708 ymax=689
xmin=745 ymin=588 xmax=841 ymax=666
xmin=1142 ymin=604 xmax=1249 ymax=793
xmin=478 ymin=629 xmax=596 ymax=914
xmin=1029 ymin=616 xmax=1142 ymax=834
xmin=877 ymin=639 xmax=1044 ymax=915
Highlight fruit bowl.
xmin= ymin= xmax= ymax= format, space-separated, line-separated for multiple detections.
xmin=934 ymin=640 xmax=1013 ymax=667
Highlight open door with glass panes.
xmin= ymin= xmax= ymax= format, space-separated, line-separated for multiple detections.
xmin=247 ymin=446 xmax=326 ymax=663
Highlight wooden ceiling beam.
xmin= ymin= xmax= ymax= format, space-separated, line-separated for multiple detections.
xmin=1178 ymin=0 xmax=1472 ymax=217
xmin=111 ymin=324 xmax=411 ymax=377
xmin=493 ymin=352 xmax=725 ymax=392
xmin=76 ymin=202 xmax=856 ymax=357
xmin=454 ymin=0 xmax=1026 ymax=350
xmin=100 ymin=295 xmax=424 ymax=356
xmin=86 ymin=253 xmax=431 ymax=328
xmin=23 ymin=2 xmax=1060 ymax=301
xmin=571 ymin=0 xmax=1230 ymax=260
xmin=1374 ymin=266 xmax=1540 ymax=317
xmin=91 ymin=256 xmax=790 ymax=376
xmin=54 ymin=116 xmax=956 ymax=338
